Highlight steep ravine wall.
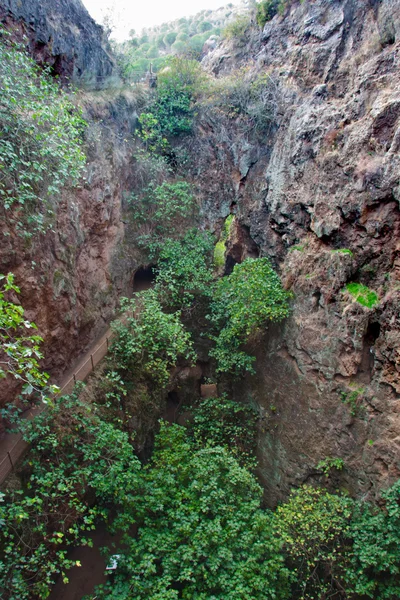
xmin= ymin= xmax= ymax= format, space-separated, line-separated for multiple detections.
xmin=0 ymin=0 xmax=141 ymax=416
xmin=202 ymin=0 xmax=400 ymax=504
xmin=1 ymin=0 xmax=399 ymax=507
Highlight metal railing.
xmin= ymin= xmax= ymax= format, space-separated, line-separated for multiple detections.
xmin=0 ymin=331 xmax=114 ymax=485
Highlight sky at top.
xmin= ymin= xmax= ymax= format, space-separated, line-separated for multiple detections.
xmin=81 ymin=0 xmax=242 ymax=42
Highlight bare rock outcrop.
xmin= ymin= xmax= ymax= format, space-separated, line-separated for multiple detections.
xmin=0 ymin=0 xmax=116 ymax=86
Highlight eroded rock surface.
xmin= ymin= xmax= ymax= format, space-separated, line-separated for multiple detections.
xmin=202 ymin=0 xmax=400 ymax=503
xmin=0 ymin=0 xmax=115 ymax=86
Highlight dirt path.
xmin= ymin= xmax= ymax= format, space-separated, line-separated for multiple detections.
xmin=47 ymin=523 xmax=124 ymax=600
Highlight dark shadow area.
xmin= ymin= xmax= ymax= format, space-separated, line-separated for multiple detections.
xmin=133 ymin=266 xmax=156 ymax=292
xmin=357 ymin=321 xmax=381 ymax=383
xmin=165 ymin=391 xmax=181 ymax=424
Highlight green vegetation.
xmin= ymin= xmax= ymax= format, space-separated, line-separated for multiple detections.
xmin=345 ymin=282 xmax=379 ymax=308
xmin=213 ymin=214 xmax=235 ymax=268
xmin=95 ymin=422 xmax=291 ymax=600
xmin=0 ymin=389 xmax=141 ymax=599
xmin=256 ymin=0 xmax=293 ymax=28
xmin=348 ymin=480 xmax=400 ymax=599
xmin=208 ymin=257 xmax=291 ymax=374
xmin=275 ymin=485 xmax=353 ymax=600
xmin=223 ymin=14 xmax=251 ymax=41
xmin=332 ymin=248 xmax=354 ymax=256
xmin=138 ymin=57 xmax=203 ymax=159
xmin=0 ymin=31 xmax=86 ymax=236
xmin=213 ymin=239 xmax=227 ymax=268
xmin=341 ymin=386 xmax=364 ymax=416
xmin=0 ymin=273 xmax=58 ymax=402
xmin=128 ymin=180 xmax=198 ymax=250
xmin=110 ymin=290 xmax=195 ymax=386
xmin=205 ymin=67 xmax=280 ymax=135
xmin=190 ymin=394 xmax=258 ymax=467
xmin=317 ymin=456 xmax=345 ymax=476
xmin=1 ymin=19 xmax=398 ymax=600
xmin=114 ymin=5 xmax=240 ymax=79
xmin=153 ymin=229 xmax=214 ymax=309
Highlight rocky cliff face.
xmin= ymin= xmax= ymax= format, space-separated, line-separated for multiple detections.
xmin=202 ymin=0 xmax=400 ymax=503
xmin=0 ymin=0 xmax=140 ymax=411
xmin=1 ymin=0 xmax=399 ymax=504
xmin=0 ymin=0 xmax=115 ymax=86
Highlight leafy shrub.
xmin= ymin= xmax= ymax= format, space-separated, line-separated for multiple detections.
xmin=110 ymin=290 xmax=196 ymax=386
xmin=347 ymin=480 xmax=400 ymax=598
xmin=256 ymin=0 xmax=281 ymax=27
xmin=256 ymin=0 xmax=292 ymax=27
xmin=191 ymin=394 xmax=258 ymax=467
xmin=0 ymin=30 xmax=86 ymax=236
xmin=223 ymin=14 xmax=251 ymax=41
xmin=204 ymin=67 xmax=280 ymax=135
xmin=208 ymin=257 xmax=291 ymax=374
xmin=345 ymin=282 xmax=379 ymax=308
xmin=0 ymin=272 xmax=58 ymax=402
xmin=0 ymin=390 xmax=141 ymax=599
xmin=153 ymin=229 xmax=214 ymax=309
xmin=275 ymin=485 xmax=353 ymax=600
xmin=128 ymin=180 xmax=198 ymax=250
xmin=138 ymin=57 xmax=203 ymax=157
xmin=317 ymin=456 xmax=345 ymax=476
xmin=95 ymin=422 xmax=291 ymax=600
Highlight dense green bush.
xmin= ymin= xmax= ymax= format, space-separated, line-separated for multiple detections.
xmin=95 ymin=422 xmax=291 ymax=600
xmin=0 ymin=390 xmax=141 ymax=599
xmin=110 ymin=290 xmax=196 ymax=386
xmin=191 ymin=394 xmax=258 ymax=467
xmin=256 ymin=0 xmax=294 ymax=27
xmin=208 ymin=257 xmax=291 ymax=374
xmin=153 ymin=229 xmax=214 ymax=309
xmin=138 ymin=57 xmax=203 ymax=157
xmin=347 ymin=480 xmax=400 ymax=598
xmin=0 ymin=30 xmax=86 ymax=236
xmin=275 ymin=485 xmax=353 ymax=599
xmin=0 ymin=272 xmax=58 ymax=402
xmin=128 ymin=180 xmax=198 ymax=250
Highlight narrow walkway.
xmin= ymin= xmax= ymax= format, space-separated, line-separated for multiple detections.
xmin=0 ymin=325 xmax=113 ymax=484
xmin=0 ymin=269 xmax=155 ymax=485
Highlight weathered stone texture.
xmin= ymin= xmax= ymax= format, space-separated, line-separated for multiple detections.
xmin=203 ymin=0 xmax=400 ymax=503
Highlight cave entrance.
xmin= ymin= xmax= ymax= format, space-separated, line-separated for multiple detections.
xmin=132 ymin=266 xmax=156 ymax=293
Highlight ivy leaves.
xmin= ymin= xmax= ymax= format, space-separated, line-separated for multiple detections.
xmin=0 ymin=30 xmax=86 ymax=236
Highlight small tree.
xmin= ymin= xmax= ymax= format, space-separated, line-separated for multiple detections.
xmin=95 ymin=422 xmax=291 ymax=600
xmin=110 ymin=289 xmax=196 ymax=387
xmin=208 ymin=257 xmax=291 ymax=374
